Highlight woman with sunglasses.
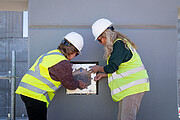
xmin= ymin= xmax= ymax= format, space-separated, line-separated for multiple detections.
xmin=89 ymin=18 xmax=150 ymax=120
xmin=16 ymin=32 xmax=87 ymax=120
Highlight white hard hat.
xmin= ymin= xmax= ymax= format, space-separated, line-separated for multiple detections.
xmin=64 ymin=32 xmax=84 ymax=53
xmin=92 ymin=18 xmax=112 ymax=40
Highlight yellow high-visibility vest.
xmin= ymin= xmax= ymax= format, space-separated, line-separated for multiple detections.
xmin=107 ymin=39 xmax=150 ymax=102
xmin=16 ymin=49 xmax=67 ymax=107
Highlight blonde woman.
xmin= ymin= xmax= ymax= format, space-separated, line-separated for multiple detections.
xmin=90 ymin=18 xmax=150 ymax=120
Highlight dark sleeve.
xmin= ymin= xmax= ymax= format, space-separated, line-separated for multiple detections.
xmin=48 ymin=60 xmax=79 ymax=90
xmin=104 ymin=40 xmax=132 ymax=74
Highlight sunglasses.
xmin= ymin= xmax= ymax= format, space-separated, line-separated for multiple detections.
xmin=97 ymin=36 xmax=103 ymax=43
xmin=75 ymin=52 xmax=79 ymax=57
xmin=97 ymin=39 xmax=102 ymax=43
xmin=62 ymin=39 xmax=70 ymax=46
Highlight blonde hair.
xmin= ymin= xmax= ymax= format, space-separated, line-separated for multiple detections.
xmin=101 ymin=27 xmax=137 ymax=59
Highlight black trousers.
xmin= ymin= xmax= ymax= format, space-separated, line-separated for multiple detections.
xmin=20 ymin=95 xmax=47 ymax=120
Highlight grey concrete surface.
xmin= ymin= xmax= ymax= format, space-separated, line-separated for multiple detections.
xmin=28 ymin=0 xmax=180 ymax=119
xmin=0 ymin=11 xmax=28 ymax=118
xmin=29 ymin=28 xmax=178 ymax=120
xmin=0 ymin=0 xmax=180 ymax=119
xmin=178 ymin=20 xmax=180 ymax=106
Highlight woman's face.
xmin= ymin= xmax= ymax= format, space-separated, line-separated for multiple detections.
xmin=97 ymin=36 xmax=106 ymax=46
xmin=67 ymin=52 xmax=78 ymax=60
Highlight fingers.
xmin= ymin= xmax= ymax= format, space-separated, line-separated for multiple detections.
xmin=88 ymin=66 xmax=94 ymax=71
xmin=89 ymin=66 xmax=93 ymax=68
xmin=81 ymin=82 xmax=87 ymax=89
xmin=94 ymin=74 xmax=101 ymax=81
xmin=88 ymin=66 xmax=95 ymax=73
xmin=94 ymin=73 xmax=108 ymax=81
xmin=82 ymin=83 xmax=87 ymax=89
xmin=89 ymin=65 xmax=99 ymax=73
xmin=89 ymin=69 xmax=94 ymax=74
xmin=94 ymin=77 xmax=100 ymax=81
xmin=78 ymin=80 xmax=87 ymax=89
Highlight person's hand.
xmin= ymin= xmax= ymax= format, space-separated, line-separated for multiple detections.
xmin=89 ymin=65 xmax=101 ymax=73
xmin=78 ymin=80 xmax=87 ymax=89
xmin=94 ymin=73 xmax=107 ymax=82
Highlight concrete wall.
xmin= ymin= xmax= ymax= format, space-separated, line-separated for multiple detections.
xmin=178 ymin=19 xmax=180 ymax=108
xmin=0 ymin=11 xmax=28 ymax=118
xmin=28 ymin=0 xmax=180 ymax=120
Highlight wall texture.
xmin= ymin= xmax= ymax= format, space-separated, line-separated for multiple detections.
xmin=178 ymin=20 xmax=180 ymax=105
xmin=0 ymin=11 xmax=28 ymax=118
xmin=28 ymin=0 xmax=180 ymax=120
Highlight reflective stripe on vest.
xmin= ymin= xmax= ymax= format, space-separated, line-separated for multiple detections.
xmin=19 ymin=82 xmax=51 ymax=103
xmin=108 ymin=65 xmax=146 ymax=84
xmin=107 ymin=39 xmax=149 ymax=100
xmin=26 ymin=70 xmax=58 ymax=91
xmin=111 ymin=78 xmax=149 ymax=95
xmin=21 ymin=52 xmax=63 ymax=103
